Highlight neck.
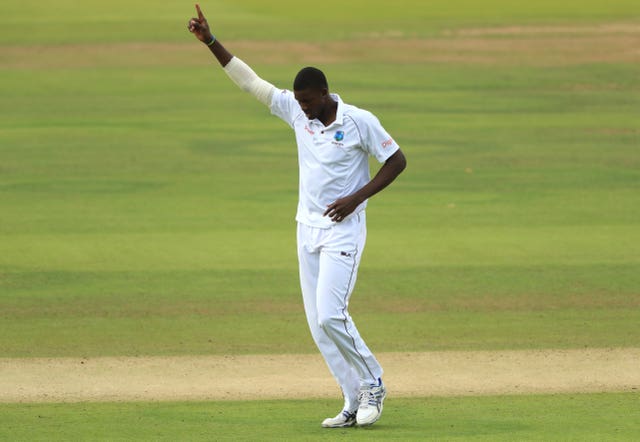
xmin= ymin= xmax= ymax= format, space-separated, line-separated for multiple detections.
xmin=319 ymin=96 xmax=338 ymax=126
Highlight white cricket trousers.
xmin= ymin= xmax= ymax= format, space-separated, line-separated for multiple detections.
xmin=297 ymin=211 xmax=383 ymax=410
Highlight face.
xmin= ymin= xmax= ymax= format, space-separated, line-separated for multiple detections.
xmin=294 ymin=88 xmax=328 ymax=120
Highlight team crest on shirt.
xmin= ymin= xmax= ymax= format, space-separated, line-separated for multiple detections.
xmin=334 ymin=131 xmax=345 ymax=142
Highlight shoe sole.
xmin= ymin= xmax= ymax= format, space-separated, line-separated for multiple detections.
xmin=321 ymin=421 xmax=356 ymax=428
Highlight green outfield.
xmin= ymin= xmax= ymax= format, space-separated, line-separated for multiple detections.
xmin=2 ymin=394 xmax=640 ymax=441
xmin=1 ymin=0 xmax=639 ymax=439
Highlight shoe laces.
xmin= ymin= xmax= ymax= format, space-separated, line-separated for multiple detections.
xmin=358 ymin=389 xmax=377 ymax=406
xmin=342 ymin=410 xmax=355 ymax=420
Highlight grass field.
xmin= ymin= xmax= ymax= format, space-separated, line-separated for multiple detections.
xmin=1 ymin=394 xmax=639 ymax=441
xmin=1 ymin=0 xmax=639 ymax=439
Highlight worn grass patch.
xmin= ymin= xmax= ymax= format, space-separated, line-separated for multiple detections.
xmin=2 ymin=23 xmax=639 ymax=69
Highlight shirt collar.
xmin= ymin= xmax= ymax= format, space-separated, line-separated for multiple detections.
xmin=331 ymin=93 xmax=345 ymax=126
xmin=309 ymin=93 xmax=344 ymax=127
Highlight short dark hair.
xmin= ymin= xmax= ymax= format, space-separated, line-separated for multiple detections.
xmin=293 ymin=66 xmax=328 ymax=91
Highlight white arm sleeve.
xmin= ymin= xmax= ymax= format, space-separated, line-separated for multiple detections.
xmin=223 ymin=56 xmax=276 ymax=107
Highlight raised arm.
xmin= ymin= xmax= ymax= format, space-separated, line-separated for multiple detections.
xmin=188 ymin=4 xmax=232 ymax=66
xmin=187 ymin=4 xmax=276 ymax=106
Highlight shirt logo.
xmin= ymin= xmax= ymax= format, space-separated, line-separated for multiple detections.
xmin=334 ymin=131 xmax=345 ymax=142
xmin=304 ymin=125 xmax=315 ymax=135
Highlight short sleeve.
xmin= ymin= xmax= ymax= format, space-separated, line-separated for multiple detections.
xmin=269 ymin=89 xmax=301 ymax=128
xmin=357 ymin=111 xmax=400 ymax=163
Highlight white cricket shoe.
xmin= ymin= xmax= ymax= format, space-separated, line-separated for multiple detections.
xmin=356 ymin=379 xmax=386 ymax=426
xmin=321 ymin=410 xmax=357 ymax=428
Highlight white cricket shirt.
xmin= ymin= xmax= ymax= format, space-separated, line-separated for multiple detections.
xmin=270 ymin=90 xmax=400 ymax=229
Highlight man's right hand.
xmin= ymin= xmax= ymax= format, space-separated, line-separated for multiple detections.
xmin=188 ymin=4 xmax=214 ymax=44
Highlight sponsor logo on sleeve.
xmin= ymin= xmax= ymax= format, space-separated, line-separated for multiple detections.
xmin=381 ymin=138 xmax=395 ymax=149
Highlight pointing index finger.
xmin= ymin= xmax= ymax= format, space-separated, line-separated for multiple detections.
xmin=195 ymin=3 xmax=204 ymax=20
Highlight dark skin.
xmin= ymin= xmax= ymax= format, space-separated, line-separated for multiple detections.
xmin=293 ymin=88 xmax=338 ymax=126
xmin=188 ymin=4 xmax=407 ymax=223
